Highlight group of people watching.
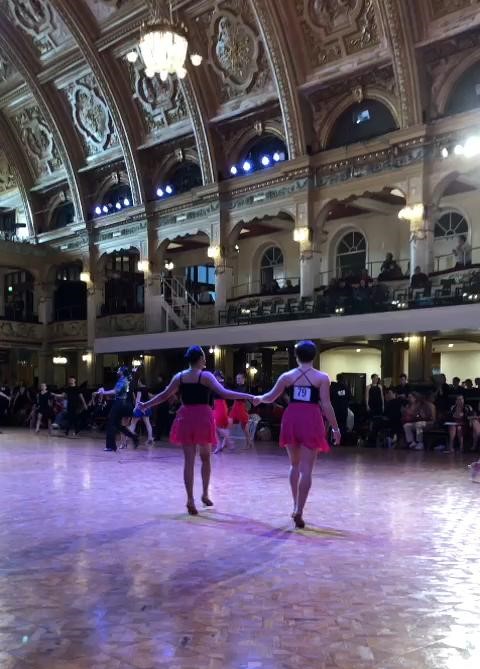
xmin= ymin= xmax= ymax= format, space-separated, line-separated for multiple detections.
xmin=360 ymin=373 xmax=480 ymax=452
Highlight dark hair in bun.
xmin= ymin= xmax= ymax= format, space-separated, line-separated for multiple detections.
xmin=185 ymin=346 xmax=205 ymax=365
xmin=294 ymin=340 xmax=317 ymax=363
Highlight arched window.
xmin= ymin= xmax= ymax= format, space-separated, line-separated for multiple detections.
xmin=260 ymin=246 xmax=284 ymax=290
xmin=445 ymin=62 xmax=480 ymax=116
xmin=103 ymin=250 xmax=144 ymax=315
xmin=4 ymin=270 xmax=35 ymax=322
xmin=327 ymin=100 xmax=398 ymax=149
xmin=434 ymin=212 xmax=468 ymax=240
xmin=167 ymin=162 xmax=202 ymax=195
xmin=50 ymin=201 xmax=74 ymax=229
xmin=54 ymin=264 xmax=86 ymax=321
xmin=336 ymin=231 xmax=367 ymax=278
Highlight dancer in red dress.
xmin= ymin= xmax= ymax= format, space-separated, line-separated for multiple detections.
xmin=229 ymin=372 xmax=252 ymax=448
xmin=137 ymin=346 xmax=253 ymax=515
xmin=254 ymin=340 xmax=341 ymax=529
xmin=212 ymin=371 xmax=231 ymax=454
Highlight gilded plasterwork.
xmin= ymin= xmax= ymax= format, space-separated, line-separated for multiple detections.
xmin=295 ymin=0 xmax=380 ymax=69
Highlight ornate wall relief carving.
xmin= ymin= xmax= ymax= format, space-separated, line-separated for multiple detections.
xmin=3 ymin=0 xmax=70 ymax=56
xmin=0 ymin=51 xmax=13 ymax=83
xmin=84 ymin=0 xmax=125 ymax=22
xmin=66 ymin=73 xmax=118 ymax=156
xmin=12 ymin=105 xmax=63 ymax=178
xmin=197 ymin=0 xmax=273 ymax=103
xmin=129 ymin=65 xmax=188 ymax=135
xmin=295 ymin=0 xmax=380 ymax=69
xmin=0 ymin=151 xmax=16 ymax=194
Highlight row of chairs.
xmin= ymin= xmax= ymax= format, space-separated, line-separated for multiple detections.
xmin=219 ymin=296 xmax=322 ymax=325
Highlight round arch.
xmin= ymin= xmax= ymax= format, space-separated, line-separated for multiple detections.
xmin=322 ymin=94 xmax=400 ymax=150
xmin=436 ymin=53 xmax=480 ymax=117
xmin=229 ymin=124 xmax=286 ymax=165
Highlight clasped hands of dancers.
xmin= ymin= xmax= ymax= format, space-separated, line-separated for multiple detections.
xmin=134 ymin=340 xmax=341 ymax=528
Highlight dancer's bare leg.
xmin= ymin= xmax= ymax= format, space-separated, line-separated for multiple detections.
xmin=183 ymin=445 xmax=196 ymax=511
xmin=35 ymin=412 xmax=42 ymax=433
xmin=286 ymin=446 xmax=301 ymax=515
xmin=144 ymin=416 xmax=153 ymax=443
xmin=199 ymin=444 xmax=213 ymax=504
xmin=296 ymin=446 xmax=318 ymax=518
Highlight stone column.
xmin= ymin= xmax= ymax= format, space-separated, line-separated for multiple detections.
xmin=215 ymin=263 xmax=233 ymax=317
xmin=300 ymin=247 xmax=321 ymax=298
xmin=381 ymin=339 xmax=406 ymax=386
xmin=144 ymin=271 xmax=163 ymax=333
xmin=407 ymin=205 xmax=434 ymax=276
xmin=408 ymin=335 xmax=432 ymax=384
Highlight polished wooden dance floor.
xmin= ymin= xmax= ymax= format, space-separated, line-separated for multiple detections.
xmin=1 ymin=431 xmax=479 ymax=669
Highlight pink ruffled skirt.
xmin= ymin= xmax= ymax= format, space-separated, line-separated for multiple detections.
xmin=170 ymin=405 xmax=217 ymax=447
xmin=280 ymin=403 xmax=330 ymax=452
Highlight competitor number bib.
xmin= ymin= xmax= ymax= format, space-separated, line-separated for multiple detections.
xmin=293 ymin=386 xmax=312 ymax=402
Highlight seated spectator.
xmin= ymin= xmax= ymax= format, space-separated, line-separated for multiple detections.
xmin=403 ymin=392 xmax=436 ymax=450
xmin=453 ymin=235 xmax=472 ymax=267
xmin=359 ymin=268 xmax=372 ymax=285
xmin=352 ymin=279 xmax=370 ymax=312
xmin=370 ymin=279 xmax=388 ymax=307
xmin=378 ymin=253 xmax=403 ymax=281
xmin=410 ymin=266 xmax=430 ymax=291
xmin=445 ymin=395 xmax=473 ymax=453
xmin=475 ymin=377 xmax=480 ymax=391
xmin=463 ymin=378 xmax=474 ymax=390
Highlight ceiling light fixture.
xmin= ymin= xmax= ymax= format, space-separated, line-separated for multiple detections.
xmin=128 ymin=1 xmax=202 ymax=82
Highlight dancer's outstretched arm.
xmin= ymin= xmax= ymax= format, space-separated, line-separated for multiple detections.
xmin=202 ymin=372 xmax=253 ymax=401
xmin=254 ymin=374 xmax=288 ymax=405
xmin=139 ymin=374 xmax=181 ymax=410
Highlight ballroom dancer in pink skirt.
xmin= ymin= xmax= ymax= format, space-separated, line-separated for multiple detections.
xmin=137 ymin=346 xmax=253 ymax=515
xmin=254 ymin=340 xmax=341 ymax=529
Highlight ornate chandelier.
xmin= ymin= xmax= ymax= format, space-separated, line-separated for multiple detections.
xmin=126 ymin=2 xmax=202 ymax=81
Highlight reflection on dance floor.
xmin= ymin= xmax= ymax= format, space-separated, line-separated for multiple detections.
xmin=0 ymin=431 xmax=479 ymax=669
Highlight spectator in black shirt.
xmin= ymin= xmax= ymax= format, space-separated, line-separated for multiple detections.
xmin=330 ymin=374 xmax=351 ymax=440
xmin=384 ymin=389 xmax=403 ymax=444
xmin=410 ymin=266 xmax=430 ymax=291
xmin=451 ymin=377 xmax=462 ymax=396
xmin=53 ymin=377 xmax=87 ymax=437
xmin=395 ymin=373 xmax=411 ymax=402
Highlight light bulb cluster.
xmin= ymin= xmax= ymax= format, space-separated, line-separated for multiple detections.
xmin=391 ymin=300 xmax=408 ymax=310
xmin=94 ymin=198 xmax=131 ymax=218
xmin=156 ymin=184 xmax=174 ymax=199
xmin=229 ymin=151 xmax=286 ymax=177
xmin=441 ymin=135 xmax=480 ymax=160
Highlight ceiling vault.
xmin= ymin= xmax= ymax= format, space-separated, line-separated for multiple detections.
xmin=50 ymin=0 xmax=145 ymax=205
xmin=250 ymin=0 xmax=306 ymax=159
xmin=0 ymin=24 xmax=86 ymax=224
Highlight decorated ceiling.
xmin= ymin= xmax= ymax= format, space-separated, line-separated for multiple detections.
xmin=0 ymin=0 xmax=479 ymax=235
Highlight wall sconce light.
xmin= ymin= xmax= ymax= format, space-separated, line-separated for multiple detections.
xmin=207 ymin=244 xmax=221 ymax=259
xmin=293 ymin=227 xmax=310 ymax=243
xmin=398 ymin=204 xmax=424 ymax=222
xmin=164 ymin=260 xmax=174 ymax=271
xmin=137 ymin=260 xmax=149 ymax=273
xmin=80 ymin=272 xmax=91 ymax=283
xmin=53 ymin=356 xmax=68 ymax=365
xmin=82 ymin=353 xmax=92 ymax=363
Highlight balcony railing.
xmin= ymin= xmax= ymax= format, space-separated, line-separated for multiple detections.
xmin=229 ymin=276 xmax=300 ymax=300
xmin=433 ymin=246 xmax=480 ymax=274
xmin=47 ymin=320 xmax=87 ymax=342
xmin=96 ymin=313 xmax=145 ymax=337
xmin=0 ymin=319 xmax=43 ymax=340
xmin=54 ymin=306 xmax=87 ymax=322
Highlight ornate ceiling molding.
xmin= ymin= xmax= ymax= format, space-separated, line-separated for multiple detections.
xmin=179 ymin=76 xmax=216 ymax=185
xmin=0 ymin=24 xmax=86 ymax=223
xmin=0 ymin=111 xmax=35 ymax=236
xmin=250 ymin=0 xmax=306 ymax=159
xmin=50 ymin=0 xmax=144 ymax=204
xmin=381 ymin=0 xmax=422 ymax=127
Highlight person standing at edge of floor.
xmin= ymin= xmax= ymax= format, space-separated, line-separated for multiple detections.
xmin=96 ymin=366 xmax=139 ymax=452
xmin=136 ymin=346 xmax=254 ymax=516
xmin=253 ymin=340 xmax=341 ymax=529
